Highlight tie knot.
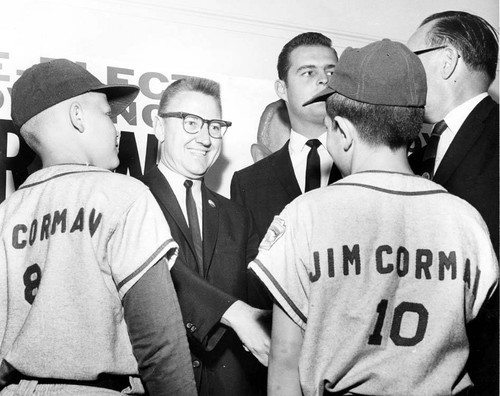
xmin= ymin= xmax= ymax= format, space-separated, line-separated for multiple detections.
xmin=431 ymin=120 xmax=448 ymax=137
xmin=306 ymin=139 xmax=322 ymax=149
xmin=184 ymin=179 xmax=193 ymax=189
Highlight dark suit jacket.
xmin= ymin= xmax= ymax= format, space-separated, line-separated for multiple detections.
xmin=231 ymin=140 xmax=341 ymax=310
xmin=231 ymin=140 xmax=341 ymax=242
xmin=409 ymin=96 xmax=499 ymax=396
xmin=142 ymin=167 xmax=263 ymax=396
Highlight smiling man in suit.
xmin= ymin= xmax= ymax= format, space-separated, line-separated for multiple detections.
xmin=231 ymin=32 xmax=342 ymax=246
xmin=407 ymin=11 xmax=499 ymax=396
xmin=142 ymin=77 xmax=269 ymax=396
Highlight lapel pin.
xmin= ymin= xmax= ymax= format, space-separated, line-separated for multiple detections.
xmin=208 ymin=199 xmax=216 ymax=208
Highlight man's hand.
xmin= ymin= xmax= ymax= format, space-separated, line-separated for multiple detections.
xmin=221 ymin=300 xmax=271 ymax=366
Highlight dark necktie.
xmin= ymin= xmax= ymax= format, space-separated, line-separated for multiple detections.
xmin=305 ymin=139 xmax=322 ymax=192
xmin=184 ymin=180 xmax=203 ymax=275
xmin=421 ymin=120 xmax=448 ymax=179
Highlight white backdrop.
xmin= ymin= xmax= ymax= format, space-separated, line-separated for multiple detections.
xmin=0 ymin=0 xmax=497 ymax=200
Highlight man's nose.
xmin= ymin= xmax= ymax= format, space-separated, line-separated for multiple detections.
xmin=195 ymin=123 xmax=212 ymax=146
xmin=317 ymin=70 xmax=328 ymax=85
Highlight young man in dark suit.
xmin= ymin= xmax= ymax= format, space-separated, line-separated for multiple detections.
xmin=231 ymin=32 xmax=342 ymax=244
xmin=407 ymin=11 xmax=499 ymax=396
xmin=142 ymin=77 xmax=269 ymax=396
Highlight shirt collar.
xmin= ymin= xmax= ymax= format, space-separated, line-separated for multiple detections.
xmin=444 ymin=93 xmax=488 ymax=137
xmin=289 ymin=129 xmax=328 ymax=153
xmin=158 ymin=161 xmax=202 ymax=194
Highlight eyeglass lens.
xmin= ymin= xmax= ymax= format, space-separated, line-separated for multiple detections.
xmin=183 ymin=114 xmax=226 ymax=137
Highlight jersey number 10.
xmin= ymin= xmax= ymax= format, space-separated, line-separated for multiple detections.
xmin=368 ymin=299 xmax=428 ymax=347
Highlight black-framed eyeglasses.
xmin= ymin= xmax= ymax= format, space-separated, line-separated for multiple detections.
xmin=158 ymin=112 xmax=232 ymax=139
xmin=413 ymin=46 xmax=446 ymax=56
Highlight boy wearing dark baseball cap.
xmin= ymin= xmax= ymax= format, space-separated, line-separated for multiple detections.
xmin=0 ymin=59 xmax=196 ymax=395
xmin=249 ymin=40 xmax=498 ymax=395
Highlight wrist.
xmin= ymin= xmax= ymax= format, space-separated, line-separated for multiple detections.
xmin=221 ymin=300 xmax=248 ymax=327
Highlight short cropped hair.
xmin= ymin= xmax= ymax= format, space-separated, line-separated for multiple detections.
xmin=19 ymin=111 xmax=46 ymax=152
xmin=159 ymin=77 xmax=222 ymax=114
xmin=326 ymin=93 xmax=425 ymax=150
xmin=421 ymin=11 xmax=498 ymax=82
xmin=277 ymin=32 xmax=335 ymax=83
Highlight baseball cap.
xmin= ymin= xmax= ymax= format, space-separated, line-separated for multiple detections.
xmin=11 ymin=58 xmax=140 ymax=128
xmin=303 ymin=39 xmax=426 ymax=107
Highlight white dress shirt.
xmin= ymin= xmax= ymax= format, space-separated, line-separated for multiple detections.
xmin=435 ymin=92 xmax=488 ymax=172
xmin=288 ymin=130 xmax=334 ymax=193
xmin=158 ymin=162 xmax=203 ymax=236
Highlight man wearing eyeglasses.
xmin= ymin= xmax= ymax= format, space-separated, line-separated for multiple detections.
xmin=142 ymin=77 xmax=269 ymax=396
xmin=407 ymin=11 xmax=499 ymax=396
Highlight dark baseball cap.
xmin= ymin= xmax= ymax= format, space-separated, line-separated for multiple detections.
xmin=303 ymin=39 xmax=426 ymax=107
xmin=11 ymin=58 xmax=140 ymax=128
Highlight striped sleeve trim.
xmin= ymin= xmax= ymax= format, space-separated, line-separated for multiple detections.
xmin=249 ymin=258 xmax=307 ymax=330
xmin=332 ymin=182 xmax=448 ymax=196
xmin=117 ymin=238 xmax=176 ymax=291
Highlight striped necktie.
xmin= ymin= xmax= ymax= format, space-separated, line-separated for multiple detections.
xmin=421 ymin=120 xmax=448 ymax=179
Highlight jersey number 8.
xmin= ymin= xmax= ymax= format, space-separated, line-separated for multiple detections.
xmin=23 ymin=264 xmax=42 ymax=305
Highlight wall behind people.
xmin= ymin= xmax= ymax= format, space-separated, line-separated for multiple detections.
xmin=0 ymin=0 xmax=497 ymax=201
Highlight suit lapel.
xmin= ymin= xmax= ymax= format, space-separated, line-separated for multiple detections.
xmin=409 ymin=146 xmax=426 ymax=175
xmin=271 ymin=141 xmax=302 ymax=200
xmin=145 ymin=167 xmax=197 ymax=265
xmin=434 ymin=97 xmax=495 ymax=185
xmin=202 ymin=185 xmax=219 ymax=277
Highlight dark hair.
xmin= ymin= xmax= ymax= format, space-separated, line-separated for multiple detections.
xmin=326 ymin=93 xmax=424 ymax=150
xmin=421 ymin=11 xmax=498 ymax=82
xmin=159 ymin=76 xmax=222 ymax=114
xmin=277 ymin=32 xmax=335 ymax=83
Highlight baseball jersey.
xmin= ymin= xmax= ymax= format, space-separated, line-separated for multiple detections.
xmin=249 ymin=171 xmax=498 ymax=396
xmin=0 ymin=164 xmax=178 ymax=381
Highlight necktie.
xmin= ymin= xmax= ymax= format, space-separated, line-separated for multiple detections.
xmin=305 ymin=139 xmax=322 ymax=192
xmin=184 ymin=180 xmax=203 ymax=275
xmin=421 ymin=120 xmax=448 ymax=179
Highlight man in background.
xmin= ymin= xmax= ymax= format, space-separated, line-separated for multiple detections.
xmin=407 ymin=12 xmax=499 ymax=395
xmin=142 ymin=76 xmax=269 ymax=396
xmin=231 ymin=32 xmax=342 ymax=246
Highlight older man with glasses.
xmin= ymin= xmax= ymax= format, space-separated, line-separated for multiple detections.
xmin=142 ymin=76 xmax=270 ymax=396
xmin=407 ymin=11 xmax=499 ymax=396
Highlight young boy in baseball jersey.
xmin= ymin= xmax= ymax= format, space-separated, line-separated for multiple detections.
xmin=0 ymin=59 xmax=196 ymax=395
xmin=249 ymin=40 xmax=499 ymax=396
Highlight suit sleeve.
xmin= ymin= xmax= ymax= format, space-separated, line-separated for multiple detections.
xmin=245 ymin=208 xmax=274 ymax=310
xmin=170 ymin=257 xmax=237 ymax=351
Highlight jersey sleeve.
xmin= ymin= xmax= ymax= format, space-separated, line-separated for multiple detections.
xmin=248 ymin=206 xmax=310 ymax=330
xmin=109 ymin=191 xmax=178 ymax=299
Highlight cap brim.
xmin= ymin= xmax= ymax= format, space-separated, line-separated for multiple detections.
xmin=302 ymin=86 xmax=335 ymax=107
xmin=93 ymin=85 xmax=140 ymax=117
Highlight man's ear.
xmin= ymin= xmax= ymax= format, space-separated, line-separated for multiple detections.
xmin=275 ymin=79 xmax=288 ymax=102
xmin=153 ymin=114 xmax=165 ymax=143
xmin=69 ymin=102 xmax=85 ymax=133
xmin=250 ymin=143 xmax=272 ymax=163
xmin=441 ymin=47 xmax=460 ymax=80
xmin=334 ymin=116 xmax=354 ymax=152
